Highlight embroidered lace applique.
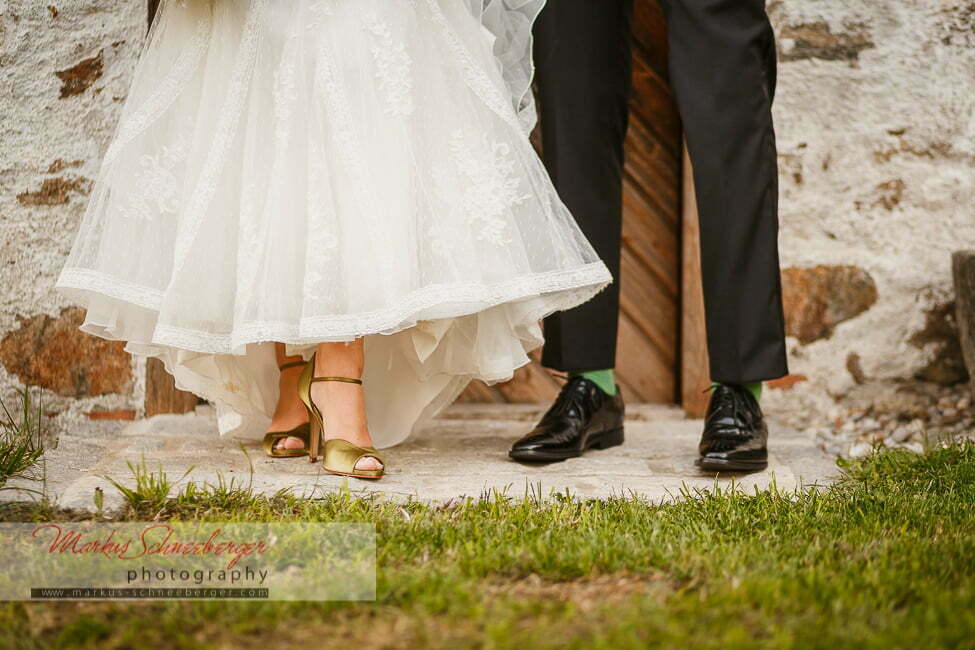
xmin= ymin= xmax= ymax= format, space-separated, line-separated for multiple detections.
xmin=305 ymin=145 xmax=340 ymax=302
xmin=119 ymin=137 xmax=189 ymax=221
xmin=436 ymin=129 xmax=529 ymax=246
xmin=272 ymin=20 xmax=302 ymax=144
xmin=362 ymin=12 xmax=415 ymax=117
xmin=309 ymin=0 xmax=335 ymax=21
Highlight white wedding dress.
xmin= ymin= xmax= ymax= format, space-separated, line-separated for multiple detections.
xmin=57 ymin=0 xmax=611 ymax=447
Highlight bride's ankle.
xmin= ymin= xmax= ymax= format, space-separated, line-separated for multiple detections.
xmin=312 ymin=340 xmax=363 ymax=378
xmin=308 ymin=381 xmax=371 ymax=441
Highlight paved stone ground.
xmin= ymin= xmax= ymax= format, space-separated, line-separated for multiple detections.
xmin=7 ymin=405 xmax=839 ymax=514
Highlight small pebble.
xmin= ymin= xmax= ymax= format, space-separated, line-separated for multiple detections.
xmin=799 ymin=382 xmax=973 ymax=458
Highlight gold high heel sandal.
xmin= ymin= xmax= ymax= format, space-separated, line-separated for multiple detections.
xmin=261 ymin=360 xmax=312 ymax=458
xmin=296 ymin=353 xmax=385 ymax=480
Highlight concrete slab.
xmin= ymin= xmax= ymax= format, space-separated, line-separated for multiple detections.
xmin=5 ymin=405 xmax=840 ymax=514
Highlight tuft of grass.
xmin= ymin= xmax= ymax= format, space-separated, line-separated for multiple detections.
xmin=100 ymin=458 xmax=193 ymax=519
xmin=0 ymin=389 xmax=46 ymax=497
xmin=1 ymin=440 xmax=974 ymax=649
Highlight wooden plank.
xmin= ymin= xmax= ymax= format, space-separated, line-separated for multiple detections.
xmin=492 ymin=362 xmax=561 ymax=403
xmin=680 ymin=146 xmax=711 ymax=417
xmin=629 ymin=56 xmax=682 ymax=162
xmin=616 ymin=312 xmax=677 ymax=402
xmin=624 ymin=113 xmax=681 ymax=221
xmin=456 ymin=379 xmax=504 ymax=403
xmin=145 ymin=357 xmax=199 ymax=417
xmin=622 ymin=184 xmax=680 ymax=298
xmin=619 ymin=246 xmax=679 ymax=356
xmin=459 ymin=347 xmax=561 ymax=403
xmin=614 ymin=372 xmax=644 ymax=405
xmin=632 ymin=0 xmax=670 ymax=79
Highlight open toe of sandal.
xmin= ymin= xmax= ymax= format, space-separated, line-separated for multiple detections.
xmin=261 ymin=423 xmax=312 ymax=458
xmin=322 ymin=439 xmax=385 ymax=479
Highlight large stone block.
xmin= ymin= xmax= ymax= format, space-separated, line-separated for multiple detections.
xmin=954 ymin=251 xmax=975 ymax=393
xmin=781 ymin=265 xmax=879 ymax=344
xmin=0 ymin=307 xmax=132 ymax=398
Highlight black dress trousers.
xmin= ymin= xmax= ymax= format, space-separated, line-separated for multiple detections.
xmin=535 ymin=0 xmax=789 ymax=385
xmin=534 ymin=0 xmax=634 ymax=373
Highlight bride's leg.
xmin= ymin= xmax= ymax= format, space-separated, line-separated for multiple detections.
xmin=267 ymin=343 xmax=310 ymax=450
xmin=311 ymin=339 xmax=382 ymax=472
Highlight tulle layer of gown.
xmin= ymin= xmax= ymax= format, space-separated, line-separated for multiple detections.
xmin=56 ymin=0 xmax=611 ymax=447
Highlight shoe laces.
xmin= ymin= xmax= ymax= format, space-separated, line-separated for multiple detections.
xmin=545 ymin=374 xmax=599 ymax=421
xmin=707 ymin=385 xmax=752 ymax=437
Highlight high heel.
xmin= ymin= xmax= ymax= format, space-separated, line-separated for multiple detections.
xmin=262 ymin=360 xmax=312 ymax=458
xmin=296 ymin=353 xmax=385 ymax=480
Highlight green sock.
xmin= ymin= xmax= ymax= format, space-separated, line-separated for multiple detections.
xmin=573 ymin=369 xmax=617 ymax=396
xmin=712 ymin=381 xmax=763 ymax=402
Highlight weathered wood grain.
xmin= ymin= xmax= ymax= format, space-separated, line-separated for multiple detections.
xmin=953 ymin=251 xmax=975 ymax=397
xmin=145 ymin=357 xmax=199 ymax=418
xmin=680 ymin=148 xmax=711 ymax=417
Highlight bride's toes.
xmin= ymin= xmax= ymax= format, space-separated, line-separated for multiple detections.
xmin=275 ymin=436 xmax=306 ymax=450
xmin=354 ymin=456 xmax=383 ymax=472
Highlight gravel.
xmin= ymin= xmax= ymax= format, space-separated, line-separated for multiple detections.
xmin=769 ymin=380 xmax=975 ymax=459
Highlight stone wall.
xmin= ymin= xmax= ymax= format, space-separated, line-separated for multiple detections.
xmin=0 ymin=1 xmax=972 ymax=426
xmin=764 ymin=0 xmax=975 ymax=417
xmin=0 ymin=2 xmax=145 ymax=423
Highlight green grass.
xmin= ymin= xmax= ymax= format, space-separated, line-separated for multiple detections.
xmin=0 ymin=389 xmax=46 ymax=499
xmin=1 ymin=442 xmax=974 ymax=649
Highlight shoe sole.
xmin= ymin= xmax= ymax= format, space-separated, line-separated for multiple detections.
xmin=696 ymin=457 xmax=768 ymax=472
xmin=322 ymin=467 xmax=384 ymax=480
xmin=508 ymin=427 xmax=624 ymax=463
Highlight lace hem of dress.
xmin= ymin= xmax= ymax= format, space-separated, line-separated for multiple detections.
xmin=58 ymin=267 xmax=164 ymax=311
xmin=58 ymin=263 xmax=611 ymax=354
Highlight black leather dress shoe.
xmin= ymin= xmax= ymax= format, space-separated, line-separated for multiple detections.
xmin=508 ymin=376 xmax=624 ymax=462
xmin=697 ymin=384 xmax=769 ymax=472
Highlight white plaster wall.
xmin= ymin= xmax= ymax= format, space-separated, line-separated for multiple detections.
xmin=766 ymin=0 xmax=975 ymax=410
xmin=0 ymin=1 xmax=145 ymax=414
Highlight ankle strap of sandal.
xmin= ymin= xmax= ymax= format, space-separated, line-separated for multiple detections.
xmin=278 ymin=360 xmax=306 ymax=371
xmin=311 ymin=376 xmax=363 ymax=385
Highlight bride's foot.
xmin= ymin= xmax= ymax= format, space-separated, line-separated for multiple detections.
xmin=307 ymin=343 xmax=383 ymax=473
xmin=267 ymin=358 xmax=310 ymax=452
